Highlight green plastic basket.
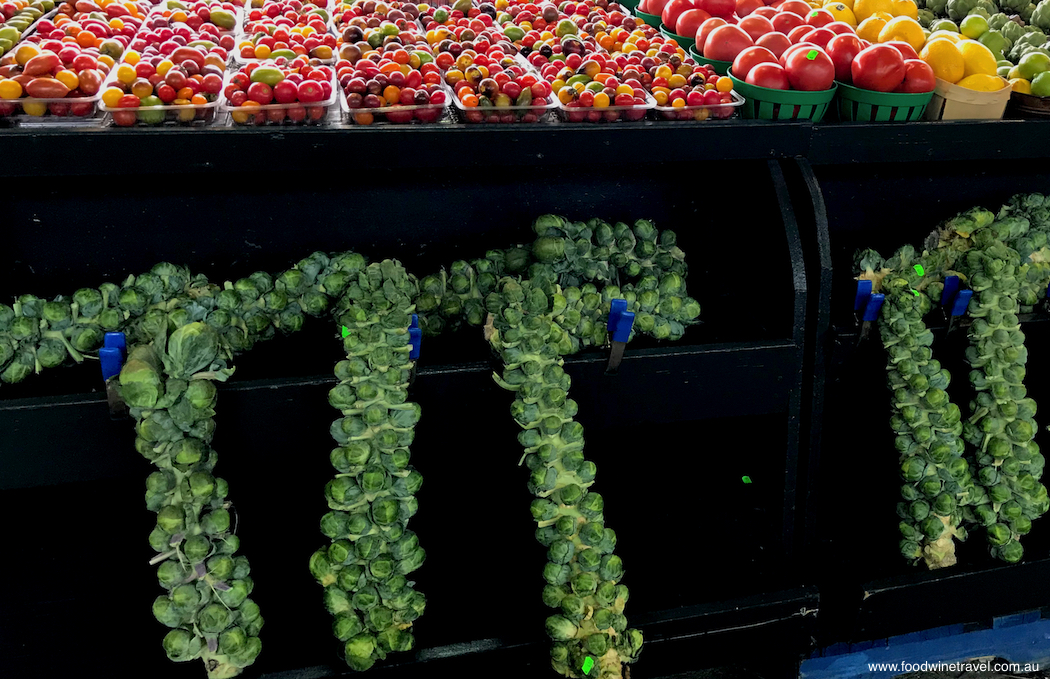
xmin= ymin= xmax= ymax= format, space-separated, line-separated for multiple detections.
xmin=728 ymin=71 xmax=836 ymax=122
xmin=835 ymin=81 xmax=934 ymax=122
xmin=634 ymin=9 xmax=661 ymax=25
xmin=688 ymin=45 xmax=731 ymax=75
xmin=618 ymin=0 xmax=640 ymax=11
xmin=659 ymin=23 xmax=695 ymax=52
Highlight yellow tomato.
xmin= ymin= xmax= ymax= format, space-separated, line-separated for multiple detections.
xmin=101 ymin=86 xmax=123 ymax=108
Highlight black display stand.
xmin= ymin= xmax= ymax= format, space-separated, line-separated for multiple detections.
xmin=4 ymin=121 xmax=1050 ymax=679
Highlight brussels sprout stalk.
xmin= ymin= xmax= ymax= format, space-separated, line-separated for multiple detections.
xmin=857 ymin=246 xmax=976 ymax=569
xmin=310 ymin=259 xmax=427 ymax=671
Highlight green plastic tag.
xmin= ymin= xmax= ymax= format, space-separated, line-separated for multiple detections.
xmin=582 ymin=657 xmax=595 ymax=674
xmin=914 ymin=264 xmax=925 ymax=276
xmin=807 ymin=49 xmax=818 ymax=60
xmin=911 ymin=289 xmax=920 ymax=297
xmin=341 ymin=326 xmax=350 ymax=338
xmin=742 ymin=476 xmax=752 ymax=484
xmin=811 ymin=9 xmax=818 ymax=15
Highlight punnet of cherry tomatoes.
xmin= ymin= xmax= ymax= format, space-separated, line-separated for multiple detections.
xmin=96 ymin=5 xmax=232 ymax=126
xmin=422 ymin=10 xmax=555 ymax=122
xmin=338 ymin=46 xmax=450 ymax=124
xmin=237 ymin=0 xmax=337 ymax=63
xmin=0 ymin=1 xmax=56 ymax=58
xmin=223 ymin=59 xmax=336 ymax=124
xmin=0 ymin=24 xmax=116 ymax=118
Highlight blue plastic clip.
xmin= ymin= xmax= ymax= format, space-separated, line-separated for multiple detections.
xmin=941 ymin=275 xmax=960 ymax=306
xmin=612 ymin=311 xmax=635 ymax=343
xmin=100 ymin=331 xmax=127 ymax=382
xmin=408 ymin=314 xmax=421 ymax=361
xmin=951 ymin=289 xmax=973 ymax=317
xmin=862 ymin=293 xmax=885 ymax=322
xmin=607 ymin=298 xmax=627 ymax=332
xmin=854 ymin=280 xmax=872 ymax=312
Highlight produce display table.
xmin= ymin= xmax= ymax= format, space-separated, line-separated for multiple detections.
xmin=4 ymin=118 xmax=1050 ymax=679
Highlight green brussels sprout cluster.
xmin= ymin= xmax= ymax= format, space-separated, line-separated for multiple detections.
xmin=0 ymin=263 xmax=201 ymax=384
xmin=415 ymin=250 xmax=513 ymax=336
xmin=859 ymin=247 xmax=976 ymax=569
xmin=309 ymin=259 xmax=427 ymax=671
xmin=119 ymin=322 xmax=263 ymax=678
xmin=996 ymin=194 xmax=1050 ymax=313
xmin=487 ymin=276 xmax=643 ymax=679
xmin=941 ymin=223 xmax=1050 ymax=562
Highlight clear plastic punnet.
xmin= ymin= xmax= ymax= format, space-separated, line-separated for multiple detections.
xmin=221 ymin=68 xmax=338 ymax=124
xmin=0 ymin=89 xmax=103 ymax=125
xmin=340 ymin=80 xmax=451 ymax=125
xmin=556 ymin=89 xmax=655 ymax=123
xmin=651 ymin=89 xmax=744 ymax=121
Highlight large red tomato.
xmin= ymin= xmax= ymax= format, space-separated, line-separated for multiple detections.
xmin=896 ymin=59 xmax=935 ymax=93
xmin=779 ymin=0 xmax=812 ymax=16
xmin=676 ymin=8 xmax=712 ymax=36
xmin=805 ymin=27 xmax=836 ymax=49
xmin=826 ymin=32 xmax=863 ymax=83
xmin=695 ymin=17 xmax=728 ymax=50
xmin=851 ymin=44 xmax=905 ymax=92
xmin=753 ymin=6 xmax=778 ymax=17
xmin=736 ymin=0 xmax=763 ymax=15
xmin=787 ymin=24 xmax=815 ymax=43
xmin=805 ymin=8 xmax=834 ymax=27
xmin=824 ymin=21 xmax=855 ymax=35
xmin=784 ymin=45 xmax=835 ymax=90
xmin=698 ymin=0 xmax=737 ymax=18
xmin=884 ymin=40 xmax=919 ymax=61
xmin=646 ymin=0 xmax=674 ymax=20
xmin=738 ymin=14 xmax=774 ymax=40
xmin=662 ymin=0 xmax=695 ymax=29
xmin=703 ymin=24 xmax=755 ymax=60
xmin=756 ymin=31 xmax=792 ymax=58
xmin=732 ymin=45 xmax=779 ymax=78
xmin=771 ymin=11 xmax=804 ymax=33
xmin=780 ymin=41 xmax=819 ymax=66
xmin=746 ymin=62 xmax=790 ymax=88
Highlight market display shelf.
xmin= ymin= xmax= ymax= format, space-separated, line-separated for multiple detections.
xmin=8 ymin=119 xmax=1050 ymax=177
xmin=854 ymin=556 xmax=1050 ymax=642
xmin=0 ymin=122 xmax=814 ymax=176
xmin=0 ymin=338 xmax=801 ymax=491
